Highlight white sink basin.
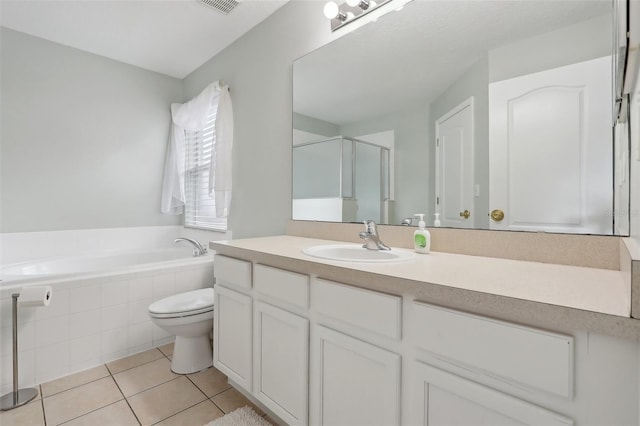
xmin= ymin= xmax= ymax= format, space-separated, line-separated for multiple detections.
xmin=302 ymin=244 xmax=415 ymax=263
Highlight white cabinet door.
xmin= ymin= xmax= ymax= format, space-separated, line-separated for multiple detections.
xmin=254 ymin=301 xmax=309 ymax=425
xmin=310 ymin=325 xmax=401 ymax=426
xmin=214 ymin=285 xmax=252 ymax=391
xmin=412 ymin=362 xmax=573 ymax=426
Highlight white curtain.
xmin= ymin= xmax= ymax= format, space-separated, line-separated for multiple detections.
xmin=160 ymin=81 xmax=233 ymax=217
xmin=211 ymin=85 xmax=233 ymax=217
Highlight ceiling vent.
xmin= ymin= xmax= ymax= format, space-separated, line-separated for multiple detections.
xmin=200 ymin=0 xmax=239 ymax=15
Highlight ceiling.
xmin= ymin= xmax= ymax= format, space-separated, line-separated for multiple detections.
xmin=0 ymin=0 xmax=288 ymax=79
xmin=293 ymin=0 xmax=612 ymax=126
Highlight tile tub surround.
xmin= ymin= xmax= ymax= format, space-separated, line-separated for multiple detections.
xmin=0 ymin=344 xmax=274 ymax=426
xmin=0 ymin=260 xmax=214 ymax=395
xmin=210 ymin=235 xmax=640 ymax=341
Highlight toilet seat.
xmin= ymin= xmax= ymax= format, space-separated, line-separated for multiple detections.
xmin=148 ymin=288 xmax=214 ymax=319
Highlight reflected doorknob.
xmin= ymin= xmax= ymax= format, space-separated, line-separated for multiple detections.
xmin=490 ymin=209 xmax=505 ymax=222
xmin=459 ymin=210 xmax=470 ymax=219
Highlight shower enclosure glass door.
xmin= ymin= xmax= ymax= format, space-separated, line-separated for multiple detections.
xmin=292 ymin=136 xmax=390 ymax=223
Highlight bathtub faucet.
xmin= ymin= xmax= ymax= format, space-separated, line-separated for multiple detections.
xmin=174 ymin=238 xmax=207 ymax=257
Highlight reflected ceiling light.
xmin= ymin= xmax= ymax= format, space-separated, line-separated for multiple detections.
xmin=346 ymin=0 xmax=370 ymax=9
xmin=323 ymin=1 xmax=346 ymax=21
xmin=323 ymin=0 xmax=392 ymax=31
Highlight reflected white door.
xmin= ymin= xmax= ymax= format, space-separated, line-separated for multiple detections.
xmin=489 ymin=56 xmax=612 ymax=234
xmin=435 ymin=98 xmax=475 ymax=228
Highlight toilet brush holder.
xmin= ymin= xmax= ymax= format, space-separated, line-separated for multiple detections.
xmin=0 ymin=294 xmax=38 ymax=411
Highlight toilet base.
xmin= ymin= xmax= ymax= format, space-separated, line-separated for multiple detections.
xmin=170 ymin=335 xmax=213 ymax=374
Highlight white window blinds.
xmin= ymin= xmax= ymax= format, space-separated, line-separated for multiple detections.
xmin=161 ymin=81 xmax=232 ymax=222
xmin=184 ymin=107 xmax=227 ymax=231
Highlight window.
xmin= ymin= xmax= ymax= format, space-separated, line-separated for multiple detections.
xmin=183 ymin=107 xmax=227 ymax=231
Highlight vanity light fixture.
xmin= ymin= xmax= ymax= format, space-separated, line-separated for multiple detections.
xmin=346 ymin=0 xmax=373 ymax=10
xmin=323 ymin=0 xmax=391 ymax=31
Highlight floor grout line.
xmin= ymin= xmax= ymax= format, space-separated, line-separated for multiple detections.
xmin=122 ymin=397 xmax=143 ymax=426
xmin=209 ymin=398 xmax=227 ymax=415
xmin=109 ymin=367 xmax=142 ymax=426
xmin=209 ymin=385 xmax=233 ymax=399
xmin=122 ymin=375 xmax=183 ymax=399
xmin=31 ymin=343 xmax=257 ymax=426
xmin=149 ymin=397 xmax=209 ymax=426
xmin=185 ymin=372 xmax=213 ymax=400
xmin=107 ymin=348 xmax=167 ymax=376
xmin=56 ymin=399 xmax=127 ymax=426
xmin=40 ymin=385 xmax=48 ymax=426
xmin=40 ymin=372 xmax=111 ymax=399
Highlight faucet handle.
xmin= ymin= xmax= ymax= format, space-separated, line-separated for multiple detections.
xmin=363 ymin=220 xmax=377 ymax=234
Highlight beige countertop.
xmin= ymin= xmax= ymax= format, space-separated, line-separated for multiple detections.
xmin=210 ymin=235 xmax=639 ymax=340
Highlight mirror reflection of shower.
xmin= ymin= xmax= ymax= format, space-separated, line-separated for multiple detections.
xmin=292 ymin=136 xmax=391 ymax=224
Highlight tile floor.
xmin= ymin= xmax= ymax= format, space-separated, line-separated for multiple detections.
xmin=0 ymin=343 xmax=273 ymax=426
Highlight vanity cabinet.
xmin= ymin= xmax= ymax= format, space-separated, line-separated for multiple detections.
xmin=214 ymin=256 xmax=310 ymax=425
xmin=214 ymin=284 xmax=253 ymax=390
xmin=253 ymin=300 xmax=309 ymax=425
xmin=213 ymin=255 xmax=253 ymax=390
xmin=213 ymin=250 xmax=638 ymax=426
xmin=411 ymin=303 xmax=575 ymax=426
xmin=310 ymin=325 xmax=401 ymax=426
xmin=252 ymin=263 xmax=310 ymax=425
xmin=309 ymin=278 xmax=403 ymax=425
xmin=412 ymin=362 xmax=572 ymax=426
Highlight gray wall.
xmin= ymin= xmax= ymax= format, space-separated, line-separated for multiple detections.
xmin=0 ymin=6 xmax=621 ymax=238
xmin=293 ymin=113 xmax=339 ymax=138
xmin=489 ymin=14 xmax=611 ymax=83
xmin=182 ymin=1 xmax=334 ymax=238
xmin=1 ymin=28 xmax=184 ymax=232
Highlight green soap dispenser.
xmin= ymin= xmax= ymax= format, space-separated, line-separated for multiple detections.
xmin=413 ymin=214 xmax=431 ymax=254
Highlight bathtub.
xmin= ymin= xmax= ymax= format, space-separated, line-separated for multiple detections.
xmin=0 ymin=243 xmax=215 ymax=394
xmin=1 ymin=247 xmax=209 ymax=284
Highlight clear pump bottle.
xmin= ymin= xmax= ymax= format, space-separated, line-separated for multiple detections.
xmin=433 ymin=213 xmax=441 ymax=227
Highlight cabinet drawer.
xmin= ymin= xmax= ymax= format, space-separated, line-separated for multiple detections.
xmin=413 ymin=303 xmax=573 ymax=398
xmin=214 ymin=255 xmax=252 ymax=289
xmin=254 ymin=264 xmax=309 ymax=308
xmin=313 ymin=278 xmax=401 ymax=340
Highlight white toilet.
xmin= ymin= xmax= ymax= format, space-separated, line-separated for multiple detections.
xmin=148 ymin=287 xmax=214 ymax=374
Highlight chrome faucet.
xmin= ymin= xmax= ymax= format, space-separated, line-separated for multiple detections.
xmin=359 ymin=220 xmax=390 ymax=251
xmin=174 ymin=238 xmax=207 ymax=257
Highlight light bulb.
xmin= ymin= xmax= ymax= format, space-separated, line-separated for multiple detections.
xmin=347 ymin=0 xmax=372 ymax=10
xmin=323 ymin=1 xmax=339 ymax=19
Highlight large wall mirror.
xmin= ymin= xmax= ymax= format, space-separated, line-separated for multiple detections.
xmin=293 ymin=0 xmax=631 ymax=236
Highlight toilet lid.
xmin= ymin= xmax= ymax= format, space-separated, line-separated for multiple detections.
xmin=149 ymin=288 xmax=214 ymax=316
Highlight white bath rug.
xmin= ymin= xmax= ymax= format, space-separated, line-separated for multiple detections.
xmin=205 ymin=406 xmax=271 ymax=426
